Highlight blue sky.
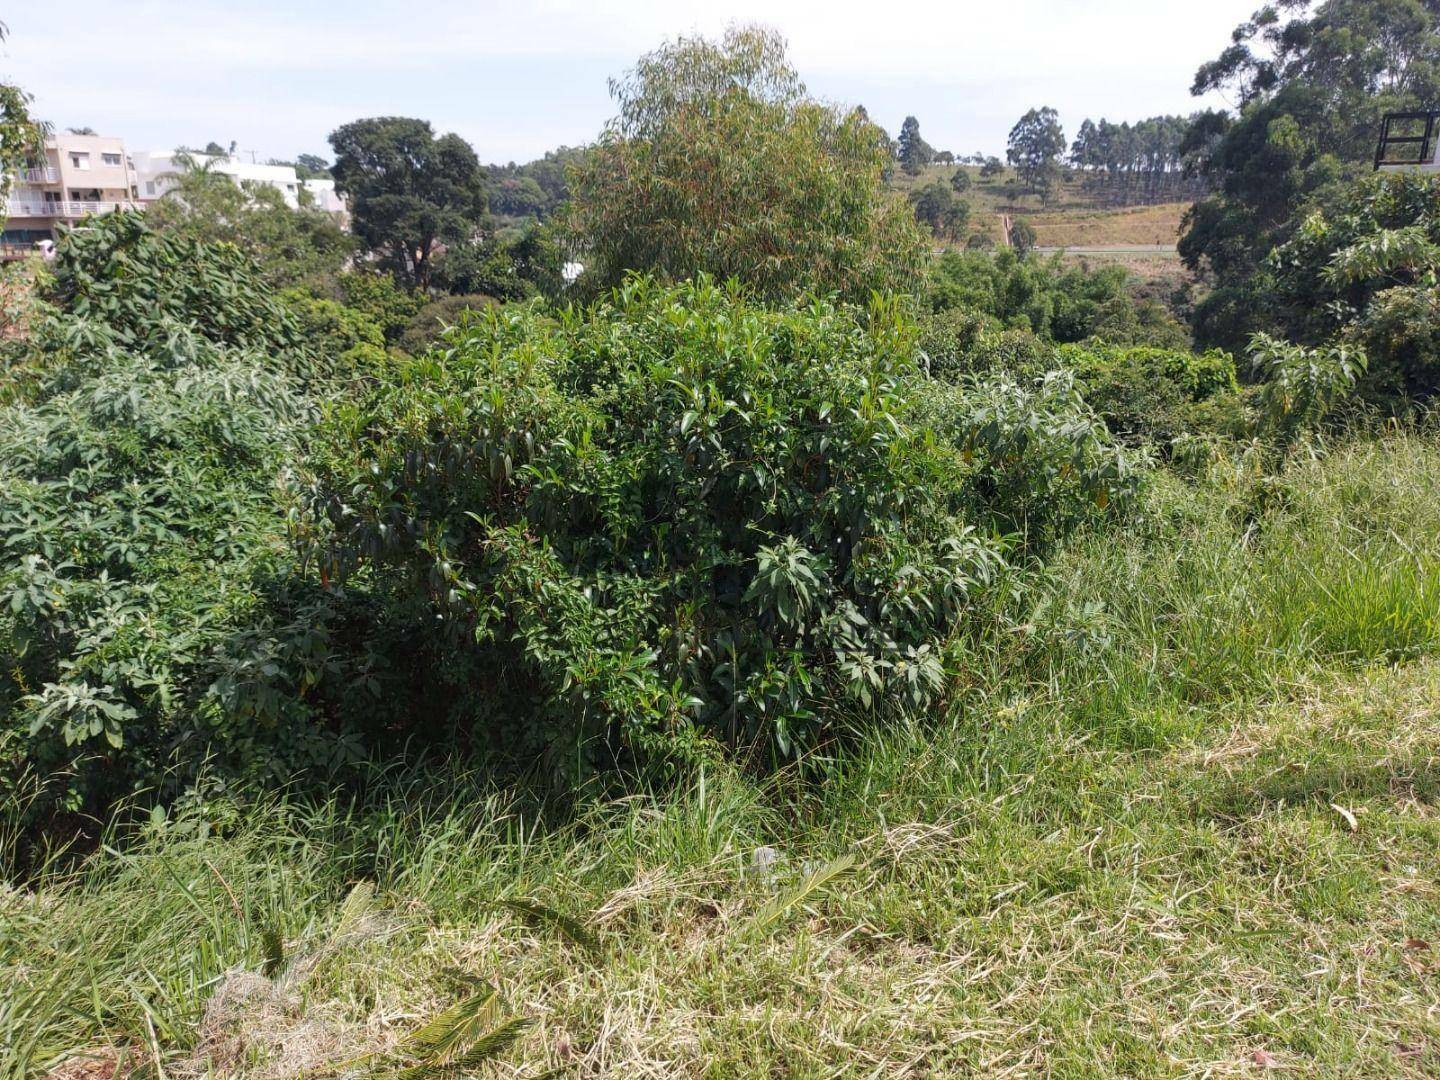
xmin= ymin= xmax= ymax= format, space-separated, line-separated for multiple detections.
xmin=3 ymin=0 xmax=1258 ymax=165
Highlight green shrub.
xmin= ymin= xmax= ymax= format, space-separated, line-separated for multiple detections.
xmin=915 ymin=307 xmax=997 ymax=379
xmin=0 ymin=214 xmax=369 ymax=819
xmin=926 ymin=249 xmax=1183 ymax=347
xmin=338 ymin=270 xmax=425 ymax=346
xmin=281 ymin=290 xmax=386 ymax=355
xmin=301 ymin=277 xmax=1137 ymax=777
xmin=1057 ymin=343 xmax=1242 ymax=447
xmin=432 ymin=225 xmax=565 ymax=302
xmin=1268 ymin=172 xmax=1440 ymax=407
xmin=396 ymin=293 xmax=500 ymax=355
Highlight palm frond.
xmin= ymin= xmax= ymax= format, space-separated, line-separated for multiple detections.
xmin=331 ymin=880 xmax=375 ymax=942
xmin=498 ymin=898 xmax=603 ymax=958
xmin=398 ymin=985 xmax=500 ymax=1062
xmin=392 ymin=1018 xmax=532 ymax=1079
xmin=746 ymin=851 xmax=857 ymax=937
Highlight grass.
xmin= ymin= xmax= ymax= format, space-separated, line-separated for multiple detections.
xmin=6 ymin=430 xmax=1440 ymax=1078
xmin=891 ymin=165 xmax=1195 ymax=250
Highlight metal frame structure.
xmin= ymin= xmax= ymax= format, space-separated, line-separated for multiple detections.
xmin=1375 ymin=111 xmax=1440 ymax=169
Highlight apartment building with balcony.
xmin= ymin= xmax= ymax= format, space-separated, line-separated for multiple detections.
xmin=3 ymin=133 xmax=141 ymax=257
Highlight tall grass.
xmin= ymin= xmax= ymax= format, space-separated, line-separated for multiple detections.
xmin=5 ymin=429 xmax=1440 ymax=1077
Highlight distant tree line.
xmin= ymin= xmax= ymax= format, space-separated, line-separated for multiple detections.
xmin=1069 ymin=115 xmax=1208 ymax=204
xmin=483 ymin=146 xmax=587 ymax=221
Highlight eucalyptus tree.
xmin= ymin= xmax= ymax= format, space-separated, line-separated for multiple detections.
xmin=566 ymin=25 xmax=925 ymax=301
xmin=1007 ymin=107 xmax=1066 ymax=198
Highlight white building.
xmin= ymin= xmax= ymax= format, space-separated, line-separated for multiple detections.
xmin=131 ymin=151 xmax=347 ymax=221
xmin=3 ymin=132 xmax=142 ymax=257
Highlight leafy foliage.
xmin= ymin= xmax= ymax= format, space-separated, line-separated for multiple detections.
xmin=927 ymin=250 xmax=1187 ymax=347
xmin=909 ymin=179 xmax=971 ymax=240
xmin=395 ymin=294 xmax=499 ymax=355
xmin=1057 ymin=342 xmax=1243 ymax=448
xmin=144 ymin=158 xmax=355 ymax=292
xmin=300 ymin=277 xmax=1135 ymax=778
xmin=1179 ymin=0 xmax=1440 ymax=349
xmin=329 ymin=117 xmax=488 ymax=288
xmin=1007 ymin=107 xmax=1066 ymax=199
xmin=1268 ymin=171 xmax=1440 ymax=405
xmin=432 ymin=225 xmax=565 ymax=302
xmin=0 ymin=214 xmax=368 ymax=817
xmin=336 ymin=270 xmax=426 ymax=347
xmin=565 ymin=26 xmax=925 ymax=302
xmin=1250 ymin=332 xmax=1368 ymax=445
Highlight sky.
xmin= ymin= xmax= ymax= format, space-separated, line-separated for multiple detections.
xmin=2 ymin=0 xmax=1257 ymax=166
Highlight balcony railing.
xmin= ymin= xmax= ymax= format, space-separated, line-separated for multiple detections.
xmin=5 ymin=198 xmax=140 ymax=218
xmin=0 ymin=241 xmax=43 ymax=261
xmin=19 ymin=166 xmax=59 ymax=183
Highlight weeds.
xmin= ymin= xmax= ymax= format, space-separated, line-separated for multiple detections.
xmin=4 ymin=429 xmax=1440 ymax=1077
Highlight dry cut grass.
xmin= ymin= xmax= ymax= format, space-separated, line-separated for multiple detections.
xmin=7 ymin=431 xmax=1440 ymax=1078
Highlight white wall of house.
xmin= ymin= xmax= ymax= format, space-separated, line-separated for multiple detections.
xmin=131 ymin=152 xmax=345 ymax=218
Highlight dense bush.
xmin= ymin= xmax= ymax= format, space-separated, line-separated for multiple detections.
xmin=918 ymin=308 xmax=1241 ymax=450
xmin=1057 ymin=343 xmax=1242 ymax=448
xmin=396 ymin=293 xmax=499 ymax=355
xmin=336 ymin=270 xmax=426 ymax=347
xmin=432 ymin=225 xmax=565 ymax=302
xmin=927 ymin=249 xmax=1189 ymax=347
xmin=1268 ymin=172 xmax=1440 ymax=407
xmin=301 ymin=277 xmax=1137 ymax=778
xmin=0 ymin=215 xmax=370 ymax=817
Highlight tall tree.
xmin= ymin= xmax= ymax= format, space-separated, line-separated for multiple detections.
xmin=566 ymin=25 xmax=924 ymax=301
xmin=329 ymin=117 xmax=488 ymax=288
xmin=295 ymin=153 xmax=332 ymax=179
xmin=897 ymin=115 xmax=934 ymax=176
xmin=1007 ymin=107 xmax=1066 ymax=197
xmin=1180 ymin=0 xmax=1440 ymax=349
xmin=909 ymin=178 xmax=969 ymax=239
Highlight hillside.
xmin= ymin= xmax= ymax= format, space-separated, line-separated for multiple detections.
xmin=893 ymin=164 xmax=1195 ymax=252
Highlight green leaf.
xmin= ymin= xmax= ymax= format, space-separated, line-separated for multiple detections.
xmin=497 ymin=897 xmax=603 ymax=958
xmin=745 ymin=852 xmax=858 ymax=938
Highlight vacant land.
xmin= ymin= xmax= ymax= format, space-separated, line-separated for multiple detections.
xmin=9 ymin=431 xmax=1439 ymax=1078
xmin=1027 ymin=202 xmax=1190 ymax=248
xmin=894 ymin=165 xmax=1195 ymax=250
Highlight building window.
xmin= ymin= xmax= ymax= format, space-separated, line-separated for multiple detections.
xmin=102 ymin=152 xmax=122 ymax=166
xmin=69 ymin=152 xmax=91 ymax=170
xmin=146 ymin=181 xmax=156 ymax=195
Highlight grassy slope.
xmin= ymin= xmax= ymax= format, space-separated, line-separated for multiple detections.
xmin=892 ymin=165 xmax=1192 ymax=251
xmin=6 ymin=432 xmax=1440 ymax=1078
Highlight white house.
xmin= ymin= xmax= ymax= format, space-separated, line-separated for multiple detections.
xmin=131 ymin=151 xmax=347 ymax=223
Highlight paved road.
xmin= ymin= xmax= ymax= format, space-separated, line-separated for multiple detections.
xmin=1034 ymin=244 xmax=1178 ymax=255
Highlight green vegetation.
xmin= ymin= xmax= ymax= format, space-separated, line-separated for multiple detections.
xmin=565 ymin=26 xmax=925 ymax=301
xmin=5 ymin=12 xmax=1440 ymax=1077
xmin=0 ymin=215 xmax=359 ymax=820
xmin=300 ymin=277 xmax=1132 ymax=780
xmin=329 ymin=117 xmax=488 ymax=288
xmin=7 ymin=432 xmax=1440 ymax=1077
xmin=926 ymin=248 xmax=1189 ymax=347
xmin=144 ymin=156 xmax=354 ymax=290
xmin=1180 ymin=0 xmax=1440 ymax=350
